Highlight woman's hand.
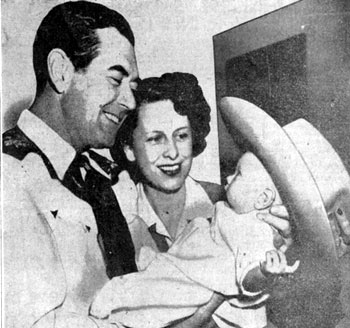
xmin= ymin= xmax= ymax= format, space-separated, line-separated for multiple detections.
xmin=257 ymin=205 xmax=292 ymax=252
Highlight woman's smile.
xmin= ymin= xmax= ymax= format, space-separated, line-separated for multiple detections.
xmin=158 ymin=163 xmax=182 ymax=176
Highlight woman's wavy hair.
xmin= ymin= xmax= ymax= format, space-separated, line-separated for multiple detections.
xmin=113 ymin=72 xmax=211 ymax=165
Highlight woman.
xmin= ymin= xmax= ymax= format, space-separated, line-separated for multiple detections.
xmin=114 ymin=72 xmax=224 ymax=245
xmin=111 ymin=72 xmax=291 ymax=327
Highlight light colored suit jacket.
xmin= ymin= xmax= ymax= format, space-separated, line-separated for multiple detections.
xmin=3 ymin=152 xmax=109 ymax=327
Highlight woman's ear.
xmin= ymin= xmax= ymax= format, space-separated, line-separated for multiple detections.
xmin=254 ymin=187 xmax=276 ymax=210
xmin=47 ymin=48 xmax=74 ymax=94
xmin=124 ymin=144 xmax=136 ymax=162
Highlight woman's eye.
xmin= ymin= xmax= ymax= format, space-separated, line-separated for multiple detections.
xmin=175 ymin=132 xmax=189 ymax=141
xmin=147 ymin=135 xmax=163 ymax=144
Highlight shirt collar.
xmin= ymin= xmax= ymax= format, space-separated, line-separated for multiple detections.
xmin=136 ymin=183 xmax=172 ymax=240
xmin=84 ymin=148 xmax=113 ymax=180
xmin=136 ymin=176 xmax=215 ymax=242
xmin=90 ymin=148 xmax=114 ymax=161
xmin=18 ymin=110 xmax=76 ymax=180
xmin=175 ymin=176 xmax=215 ymax=237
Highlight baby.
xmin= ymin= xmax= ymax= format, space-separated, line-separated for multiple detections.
xmin=90 ymin=151 xmax=298 ymax=328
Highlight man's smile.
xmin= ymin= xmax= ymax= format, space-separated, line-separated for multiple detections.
xmin=104 ymin=112 xmax=121 ymax=124
xmin=103 ymin=110 xmax=129 ymax=126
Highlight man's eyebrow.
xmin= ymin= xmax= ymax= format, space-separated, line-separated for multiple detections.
xmin=108 ymin=66 xmax=140 ymax=84
xmin=108 ymin=65 xmax=128 ymax=76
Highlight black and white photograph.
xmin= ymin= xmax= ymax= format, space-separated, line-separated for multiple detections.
xmin=2 ymin=1 xmax=350 ymax=327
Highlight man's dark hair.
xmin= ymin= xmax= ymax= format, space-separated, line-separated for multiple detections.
xmin=116 ymin=72 xmax=211 ymax=159
xmin=33 ymin=1 xmax=134 ymax=96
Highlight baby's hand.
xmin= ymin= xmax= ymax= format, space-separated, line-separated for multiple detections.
xmin=260 ymin=250 xmax=300 ymax=278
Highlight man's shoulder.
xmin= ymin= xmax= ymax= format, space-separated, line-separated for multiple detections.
xmin=3 ymin=126 xmax=34 ymax=160
xmin=3 ymin=126 xmax=54 ymax=180
xmin=3 ymin=152 xmax=55 ymax=213
xmin=4 ymin=151 xmax=49 ymax=179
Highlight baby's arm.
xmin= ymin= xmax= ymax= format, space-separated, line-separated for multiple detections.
xmin=242 ymin=249 xmax=299 ymax=293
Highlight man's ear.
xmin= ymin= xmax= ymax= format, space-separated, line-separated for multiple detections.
xmin=254 ymin=187 xmax=276 ymax=210
xmin=47 ymin=48 xmax=74 ymax=94
xmin=124 ymin=144 xmax=136 ymax=162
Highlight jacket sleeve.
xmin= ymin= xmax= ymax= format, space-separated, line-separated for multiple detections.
xmin=3 ymin=155 xmax=66 ymax=327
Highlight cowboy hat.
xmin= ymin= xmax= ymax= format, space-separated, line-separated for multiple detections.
xmin=220 ymin=97 xmax=350 ymax=262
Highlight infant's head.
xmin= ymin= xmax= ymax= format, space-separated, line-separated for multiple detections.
xmin=225 ymin=152 xmax=282 ymax=214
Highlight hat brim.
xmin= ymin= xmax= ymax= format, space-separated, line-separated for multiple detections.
xmin=219 ymin=97 xmax=338 ymax=265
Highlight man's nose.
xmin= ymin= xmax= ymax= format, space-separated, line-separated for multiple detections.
xmin=164 ymin=139 xmax=179 ymax=160
xmin=118 ymin=84 xmax=136 ymax=111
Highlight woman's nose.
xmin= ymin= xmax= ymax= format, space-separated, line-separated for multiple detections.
xmin=163 ymin=139 xmax=179 ymax=159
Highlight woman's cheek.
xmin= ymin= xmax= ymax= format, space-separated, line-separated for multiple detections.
xmin=178 ymin=141 xmax=193 ymax=158
xmin=145 ymin=144 xmax=164 ymax=164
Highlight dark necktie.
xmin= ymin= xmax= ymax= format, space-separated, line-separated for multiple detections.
xmin=63 ymin=152 xmax=138 ymax=278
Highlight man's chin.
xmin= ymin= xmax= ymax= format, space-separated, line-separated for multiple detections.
xmin=91 ymin=136 xmax=116 ymax=150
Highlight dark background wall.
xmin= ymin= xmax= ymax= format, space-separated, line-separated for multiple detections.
xmin=214 ymin=0 xmax=350 ymax=182
xmin=214 ymin=0 xmax=350 ymax=327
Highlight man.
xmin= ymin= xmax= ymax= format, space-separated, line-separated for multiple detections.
xmin=2 ymin=2 xmax=294 ymax=328
xmin=3 ymin=2 xmax=139 ymax=327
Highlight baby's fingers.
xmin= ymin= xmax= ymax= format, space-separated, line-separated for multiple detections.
xmin=284 ymin=260 xmax=300 ymax=274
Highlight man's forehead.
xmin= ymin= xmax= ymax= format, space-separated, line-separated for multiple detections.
xmin=96 ymin=28 xmax=130 ymax=49
xmin=94 ymin=27 xmax=138 ymax=77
